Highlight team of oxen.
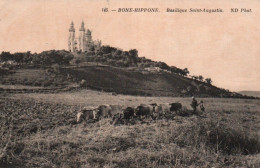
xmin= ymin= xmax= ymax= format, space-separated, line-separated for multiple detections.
xmin=76 ymin=102 xmax=183 ymax=123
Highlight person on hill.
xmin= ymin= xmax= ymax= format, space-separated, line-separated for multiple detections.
xmin=199 ymin=100 xmax=205 ymax=113
xmin=191 ymin=97 xmax=198 ymax=114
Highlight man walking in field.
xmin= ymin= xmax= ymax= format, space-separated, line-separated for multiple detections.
xmin=191 ymin=97 xmax=198 ymax=114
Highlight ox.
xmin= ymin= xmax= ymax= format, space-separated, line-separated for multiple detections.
xmin=151 ymin=104 xmax=166 ymax=120
xmin=152 ymin=103 xmax=182 ymax=119
xmin=76 ymin=106 xmax=98 ymax=123
xmin=123 ymin=107 xmax=135 ymax=119
xmin=135 ymin=104 xmax=156 ymax=119
xmin=97 ymin=104 xmax=112 ymax=119
xmin=110 ymin=105 xmax=124 ymax=117
xmin=169 ymin=103 xmax=182 ymax=113
xmin=157 ymin=103 xmax=171 ymax=114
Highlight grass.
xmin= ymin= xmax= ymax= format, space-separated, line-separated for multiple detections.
xmin=0 ymin=91 xmax=259 ymax=167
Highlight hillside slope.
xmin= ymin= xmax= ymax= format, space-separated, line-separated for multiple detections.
xmin=60 ymin=65 xmax=240 ymax=97
xmin=0 ymin=65 xmax=254 ymax=98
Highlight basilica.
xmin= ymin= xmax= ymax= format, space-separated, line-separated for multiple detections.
xmin=68 ymin=21 xmax=101 ymax=52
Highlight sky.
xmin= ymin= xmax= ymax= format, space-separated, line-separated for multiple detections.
xmin=0 ymin=0 xmax=259 ymax=91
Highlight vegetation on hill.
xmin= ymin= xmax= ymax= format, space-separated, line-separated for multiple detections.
xmin=71 ymin=46 xmax=189 ymax=76
xmin=0 ymin=47 xmax=210 ymax=85
xmin=0 ymin=50 xmax=73 ymax=66
xmin=74 ymin=45 xmax=216 ymax=85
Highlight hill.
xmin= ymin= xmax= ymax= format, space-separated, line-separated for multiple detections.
xmin=60 ymin=65 xmax=225 ymax=97
xmin=0 ymin=64 xmax=253 ymax=98
xmin=239 ymin=91 xmax=260 ymax=98
xmin=0 ymin=49 xmax=256 ymax=98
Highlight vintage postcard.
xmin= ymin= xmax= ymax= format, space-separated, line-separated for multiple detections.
xmin=0 ymin=0 xmax=259 ymax=167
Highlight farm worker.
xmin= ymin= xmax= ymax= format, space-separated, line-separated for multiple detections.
xmin=199 ymin=100 xmax=205 ymax=112
xmin=190 ymin=97 xmax=198 ymax=114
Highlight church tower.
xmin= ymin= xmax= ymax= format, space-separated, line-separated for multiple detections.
xmin=86 ymin=29 xmax=92 ymax=43
xmin=68 ymin=22 xmax=76 ymax=52
xmin=78 ymin=21 xmax=86 ymax=52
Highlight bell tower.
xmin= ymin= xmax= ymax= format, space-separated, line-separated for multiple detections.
xmin=79 ymin=21 xmax=86 ymax=52
xmin=68 ymin=22 xmax=76 ymax=52
xmin=86 ymin=29 xmax=92 ymax=43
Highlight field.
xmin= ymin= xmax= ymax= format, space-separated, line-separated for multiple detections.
xmin=0 ymin=90 xmax=260 ymax=168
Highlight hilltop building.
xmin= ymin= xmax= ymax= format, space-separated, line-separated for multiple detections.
xmin=68 ymin=21 xmax=102 ymax=52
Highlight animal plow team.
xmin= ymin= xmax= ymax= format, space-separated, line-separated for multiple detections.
xmin=76 ymin=97 xmax=205 ymax=123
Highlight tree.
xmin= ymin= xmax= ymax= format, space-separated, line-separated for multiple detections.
xmin=102 ymin=53 xmax=111 ymax=59
xmin=198 ymin=75 xmax=204 ymax=82
xmin=100 ymin=45 xmax=117 ymax=54
xmin=129 ymin=49 xmax=138 ymax=57
xmin=85 ymin=51 xmax=95 ymax=56
xmin=191 ymin=75 xmax=199 ymax=80
xmin=155 ymin=62 xmax=169 ymax=70
xmin=0 ymin=52 xmax=12 ymax=62
xmin=89 ymin=46 xmax=95 ymax=52
xmin=183 ymin=68 xmax=189 ymax=76
xmin=122 ymin=51 xmax=129 ymax=57
xmin=13 ymin=52 xmax=24 ymax=63
xmin=115 ymin=60 xmax=125 ymax=67
xmin=137 ymin=62 xmax=144 ymax=68
xmin=205 ymin=78 xmax=212 ymax=85
xmin=113 ymin=49 xmax=122 ymax=56
xmin=23 ymin=51 xmax=33 ymax=64
xmin=30 ymin=50 xmax=73 ymax=65
xmin=169 ymin=66 xmax=187 ymax=76
xmin=75 ymin=59 xmax=81 ymax=65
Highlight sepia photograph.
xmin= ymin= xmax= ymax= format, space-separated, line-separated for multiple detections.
xmin=0 ymin=0 xmax=259 ymax=167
